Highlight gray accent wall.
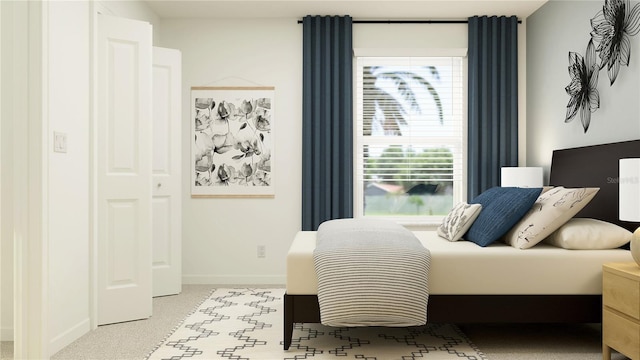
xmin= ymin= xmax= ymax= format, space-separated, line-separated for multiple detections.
xmin=526 ymin=0 xmax=640 ymax=182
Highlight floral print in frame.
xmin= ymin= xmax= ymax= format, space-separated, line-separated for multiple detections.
xmin=191 ymin=86 xmax=275 ymax=197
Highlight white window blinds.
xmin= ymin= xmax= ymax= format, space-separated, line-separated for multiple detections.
xmin=355 ymin=56 xmax=465 ymax=223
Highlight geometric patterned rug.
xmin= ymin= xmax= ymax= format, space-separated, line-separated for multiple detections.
xmin=145 ymin=288 xmax=488 ymax=360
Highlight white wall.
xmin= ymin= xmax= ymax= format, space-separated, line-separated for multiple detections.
xmin=526 ymin=1 xmax=640 ymax=180
xmin=47 ymin=1 xmax=91 ymax=355
xmin=1 ymin=0 xmax=160 ymax=353
xmin=0 ymin=2 xmax=92 ymax=351
xmin=46 ymin=0 xmax=161 ymax=354
xmin=160 ymin=18 xmax=303 ymax=284
xmin=0 ymin=0 xmax=10 ymax=342
xmin=0 ymin=2 xmax=3 ymax=343
xmin=159 ymin=19 xmax=524 ymax=284
xmin=353 ymin=23 xmax=467 ymax=55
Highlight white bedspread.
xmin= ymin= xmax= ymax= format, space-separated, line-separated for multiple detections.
xmin=313 ymin=219 xmax=431 ymax=327
xmin=289 ymin=230 xmax=634 ymax=296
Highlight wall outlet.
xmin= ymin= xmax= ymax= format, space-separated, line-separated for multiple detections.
xmin=257 ymin=245 xmax=266 ymax=258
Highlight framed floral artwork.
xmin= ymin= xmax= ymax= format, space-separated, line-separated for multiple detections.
xmin=191 ymin=86 xmax=274 ymax=197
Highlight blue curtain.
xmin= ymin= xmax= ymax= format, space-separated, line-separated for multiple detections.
xmin=467 ymin=15 xmax=519 ymax=200
xmin=302 ymin=15 xmax=353 ymax=230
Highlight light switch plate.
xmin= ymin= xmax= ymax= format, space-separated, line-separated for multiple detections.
xmin=53 ymin=132 xmax=67 ymax=153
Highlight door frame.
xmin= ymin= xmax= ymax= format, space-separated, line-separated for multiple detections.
xmin=152 ymin=46 xmax=182 ymax=298
xmin=89 ymin=0 xmax=101 ymax=331
xmin=89 ymin=1 xmax=115 ymax=330
xmin=7 ymin=0 xmax=49 ymax=358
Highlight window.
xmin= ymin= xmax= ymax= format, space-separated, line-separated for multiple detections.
xmin=355 ymin=56 xmax=465 ymax=224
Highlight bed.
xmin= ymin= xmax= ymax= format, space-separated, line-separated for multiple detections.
xmin=283 ymin=139 xmax=640 ymax=350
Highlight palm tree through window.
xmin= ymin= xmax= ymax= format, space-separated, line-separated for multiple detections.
xmin=355 ymin=57 xmax=464 ymax=224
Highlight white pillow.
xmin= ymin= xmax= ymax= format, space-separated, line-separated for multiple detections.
xmin=437 ymin=202 xmax=482 ymax=241
xmin=544 ymin=218 xmax=632 ymax=250
xmin=503 ymin=186 xmax=599 ymax=249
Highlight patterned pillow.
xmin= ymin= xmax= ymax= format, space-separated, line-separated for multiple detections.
xmin=465 ymin=187 xmax=543 ymax=247
xmin=437 ymin=202 xmax=482 ymax=241
xmin=503 ymin=187 xmax=599 ymax=249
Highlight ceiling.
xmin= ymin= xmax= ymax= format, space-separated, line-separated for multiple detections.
xmin=143 ymin=0 xmax=549 ymax=20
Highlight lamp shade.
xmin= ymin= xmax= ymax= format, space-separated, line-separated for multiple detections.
xmin=501 ymin=167 xmax=543 ymax=188
xmin=620 ymin=158 xmax=640 ymax=222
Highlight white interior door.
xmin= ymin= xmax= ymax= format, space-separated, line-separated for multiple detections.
xmin=97 ymin=13 xmax=152 ymax=325
xmin=152 ymin=47 xmax=182 ymax=297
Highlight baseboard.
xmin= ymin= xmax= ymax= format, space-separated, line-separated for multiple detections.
xmin=49 ymin=317 xmax=91 ymax=356
xmin=1 ymin=327 xmax=13 ymax=341
xmin=182 ymin=274 xmax=285 ymax=286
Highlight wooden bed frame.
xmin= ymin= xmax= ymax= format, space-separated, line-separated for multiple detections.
xmin=284 ymin=139 xmax=640 ymax=350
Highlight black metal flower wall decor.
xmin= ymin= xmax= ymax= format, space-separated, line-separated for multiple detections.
xmin=565 ymin=40 xmax=600 ymax=133
xmin=591 ymin=0 xmax=640 ymax=85
xmin=565 ymin=0 xmax=640 ymax=133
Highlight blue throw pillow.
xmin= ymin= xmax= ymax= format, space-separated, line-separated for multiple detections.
xmin=465 ymin=187 xmax=543 ymax=247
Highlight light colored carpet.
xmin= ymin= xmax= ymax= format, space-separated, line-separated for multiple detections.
xmin=52 ymin=285 xmax=215 ymax=360
xmin=146 ymin=288 xmax=486 ymax=360
xmin=2 ymin=286 xmax=632 ymax=359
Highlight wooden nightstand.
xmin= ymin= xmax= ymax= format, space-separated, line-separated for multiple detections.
xmin=603 ymin=262 xmax=640 ymax=360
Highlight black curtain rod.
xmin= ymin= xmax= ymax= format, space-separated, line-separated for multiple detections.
xmin=296 ymin=19 xmax=522 ymax=24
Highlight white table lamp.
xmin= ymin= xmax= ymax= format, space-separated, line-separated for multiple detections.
xmin=501 ymin=167 xmax=543 ymax=188
xmin=619 ymin=158 xmax=640 ymax=265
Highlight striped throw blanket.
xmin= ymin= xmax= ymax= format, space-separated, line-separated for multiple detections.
xmin=313 ymin=218 xmax=431 ymax=327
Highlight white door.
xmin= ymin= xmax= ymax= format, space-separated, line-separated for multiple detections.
xmin=152 ymin=47 xmax=182 ymax=297
xmin=97 ymin=14 xmax=152 ymax=325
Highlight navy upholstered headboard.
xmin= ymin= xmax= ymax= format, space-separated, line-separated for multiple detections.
xmin=549 ymin=139 xmax=640 ymax=233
